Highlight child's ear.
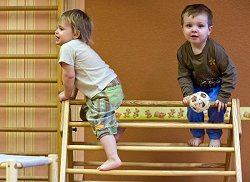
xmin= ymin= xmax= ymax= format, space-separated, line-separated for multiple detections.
xmin=73 ymin=30 xmax=80 ymax=39
xmin=208 ymin=26 xmax=213 ymax=35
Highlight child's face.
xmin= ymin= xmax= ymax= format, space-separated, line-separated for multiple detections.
xmin=55 ymin=21 xmax=77 ymax=45
xmin=182 ymin=13 xmax=212 ymax=47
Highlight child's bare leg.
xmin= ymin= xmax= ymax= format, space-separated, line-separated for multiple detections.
xmin=209 ymin=139 xmax=221 ymax=147
xmin=188 ymin=136 xmax=204 ymax=146
xmin=114 ymin=127 xmax=126 ymax=142
xmin=97 ymin=134 xmax=122 ymax=171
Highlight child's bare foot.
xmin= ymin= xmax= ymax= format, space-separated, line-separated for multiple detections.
xmin=114 ymin=128 xmax=126 ymax=142
xmin=188 ymin=137 xmax=204 ymax=146
xmin=97 ymin=158 xmax=122 ymax=171
xmin=209 ymin=139 xmax=221 ymax=147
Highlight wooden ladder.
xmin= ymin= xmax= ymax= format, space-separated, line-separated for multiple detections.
xmin=0 ymin=1 xmax=62 ymax=181
xmin=60 ymin=99 xmax=242 ymax=182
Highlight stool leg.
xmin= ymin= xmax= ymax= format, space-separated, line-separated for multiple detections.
xmin=6 ymin=160 xmax=18 ymax=182
xmin=48 ymin=154 xmax=58 ymax=182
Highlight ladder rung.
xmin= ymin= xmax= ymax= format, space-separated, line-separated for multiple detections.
xmin=0 ymin=78 xmax=57 ymax=83
xmin=0 ymin=30 xmax=55 ymax=35
xmin=70 ymin=100 xmax=186 ymax=107
xmin=74 ymin=161 xmax=225 ymax=168
xmin=69 ymin=121 xmax=233 ymax=129
xmin=75 ymin=181 xmax=141 ymax=182
xmin=0 ymin=152 xmax=52 ymax=156
xmin=69 ymin=99 xmax=232 ymax=107
xmin=0 ymin=6 xmax=58 ymax=11
xmin=0 ymin=103 xmax=57 ymax=108
xmin=72 ymin=141 xmax=228 ymax=147
xmin=67 ymin=145 xmax=234 ymax=152
xmin=0 ymin=176 xmax=48 ymax=180
xmin=0 ymin=127 xmax=57 ymax=132
xmin=0 ymin=54 xmax=57 ymax=59
xmin=66 ymin=168 xmax=236 ymax=176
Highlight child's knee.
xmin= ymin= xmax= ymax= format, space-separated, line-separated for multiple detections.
xmin=96 ymin=127 xmax=117 ymax=140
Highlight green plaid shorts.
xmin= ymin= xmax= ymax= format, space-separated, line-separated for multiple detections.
xmin=80 ymin=78 xmax=124 ymax=140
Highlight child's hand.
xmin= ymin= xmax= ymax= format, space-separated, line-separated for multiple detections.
xmin=215 ymin=100 xmax=227 ymax=112
xmin=183 ymin=95 xmax=191 ymax=106
xmin=58 ymin=91 xmax=68 ymax=102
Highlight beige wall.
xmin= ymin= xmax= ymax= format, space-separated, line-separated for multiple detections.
xmin=84 ymin=0 xmax=250 ymax=181
xmin=85 ymin=0 xmax=250 ymax=104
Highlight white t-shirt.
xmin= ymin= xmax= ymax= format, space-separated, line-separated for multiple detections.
xmin=59 ymin=39 xmax=117 ymax=98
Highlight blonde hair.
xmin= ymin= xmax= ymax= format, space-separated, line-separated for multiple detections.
xmin=59 ymin=9 xmax=93 ymax=44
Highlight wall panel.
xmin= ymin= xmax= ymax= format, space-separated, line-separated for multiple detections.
xmin=85 ymin=1 xmax=250 ymax=181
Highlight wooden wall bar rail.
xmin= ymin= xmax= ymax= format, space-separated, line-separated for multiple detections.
xmin=0 ymin=30 xmax=55 ymax=35
xmin=0 ymin=103 xmax=57 ymax=107
xmin=0 ymin=127 xmax=57 ymax=132
xmin=0 ymin=78 xmax=57 ymax=83
xmin=0 ymin=176 xmax=48 ymax=181
xmin=0 ymin=1 xmax=62 ymax=181
xmin=0 ymin=6 xmax=58 ymax=11
xmin=0 ymin=152 xmax=52 ymax=156
xmin=0 ymin=54 xmax=57 ymax=59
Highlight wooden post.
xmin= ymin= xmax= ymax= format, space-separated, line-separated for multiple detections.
xmin=48 ymin=154 xmax=58 ymax=182
xmin=6 ymin=160 xmax=18 ymax=182
xmin=60 ymin=100 xmax=70 ymax=182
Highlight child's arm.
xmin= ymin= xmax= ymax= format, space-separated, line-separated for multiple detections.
xmin=177 ymin=48 xmax=194 ymax=98
xmin=70 ymin=87 xmax=78 ymax=100
xmin=59 ymin=62 xmax=75 ymax=101
xmin=215 ymin=46 xmax=237 ymax=105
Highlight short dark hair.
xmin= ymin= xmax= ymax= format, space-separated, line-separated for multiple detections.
xmin=181 ymin=4 xmax=213 ymax=27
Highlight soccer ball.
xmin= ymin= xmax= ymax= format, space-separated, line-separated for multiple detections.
xmin=189 ymin=91 xmax=210 ymax=113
